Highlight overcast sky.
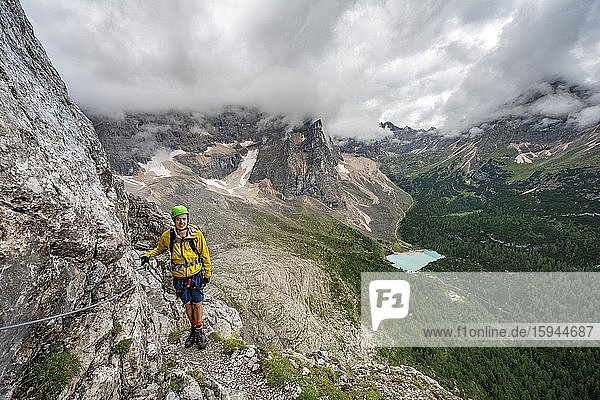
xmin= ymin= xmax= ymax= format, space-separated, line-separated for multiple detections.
xmin=21 ymin=0 xmax=600 ymax=137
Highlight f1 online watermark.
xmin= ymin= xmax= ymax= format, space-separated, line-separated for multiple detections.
xmin=369 ymin=280 xmax=410 ymax=331
xmin=422 ymin=323 xmax=599 ymax=340
xmin=361 ymin=272 xmax=600 ymax=347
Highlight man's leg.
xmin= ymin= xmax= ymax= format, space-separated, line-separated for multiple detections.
xmin=189 ymin=302 xmax=203 ymax=333
xmin=183 ymin=302 xmax=197 ymax=348
xmin=184 ymin=303 xmax=194 ymax=324
xmin=193 ymin=301 xmax=208 ymax=349
xmin=192 ymin=302 xmax=203 ymax=324
xmin=174 ymin=278 xmax=196 ymax=348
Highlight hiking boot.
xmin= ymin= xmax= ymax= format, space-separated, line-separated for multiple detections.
xmin=184 ymin=329 xmax=196 ymax=348
xmin=197 ymin=328 xmax=208 ymax=350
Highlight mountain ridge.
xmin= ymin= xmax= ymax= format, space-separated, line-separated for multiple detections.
xmin=90 ymin=110 xmax=412 ymax=242
xmin=337 ymin=79 xmax=599 ymax=185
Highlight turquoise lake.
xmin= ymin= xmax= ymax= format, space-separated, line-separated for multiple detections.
xmin=386 ymin=250 xmax=445 ymax=272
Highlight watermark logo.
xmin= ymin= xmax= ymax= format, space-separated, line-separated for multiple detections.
xmin=363 ymin=272 xmax=600 ymax=347
xmin=369 ymin=280 xmax=410 ymax=331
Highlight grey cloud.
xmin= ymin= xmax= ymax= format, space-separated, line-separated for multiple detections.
xmin=441 ymin=0 xmax=600 ymax=134
xmin=529 ymin=93 xmax=585 ymax=118
xmin=21 ymin=0 xmax=600 ymax=138
xmin=570 ymin=105 xmax=600 ymax=129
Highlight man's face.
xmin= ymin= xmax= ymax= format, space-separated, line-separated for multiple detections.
xmin=174 ymin=214 xmax=188 ymax=229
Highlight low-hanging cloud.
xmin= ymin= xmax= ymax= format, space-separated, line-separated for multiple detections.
xmin=571 ymin=105 xmax=600 ymax=129
xmin=21 ymin=0 xmax=600 ymax=138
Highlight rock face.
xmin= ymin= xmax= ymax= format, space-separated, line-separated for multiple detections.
xmin=0 ymin=1 xmax=168 ymax=397
xmin=250 ymin=119 xmax=345 ymax=208
xmin=91 ymin=111 xmax=348 ymax=209
xmin=127 ymin=193 xmax=171 ymax=250
xmin=89 ymin=108 xmax=269 ymax=177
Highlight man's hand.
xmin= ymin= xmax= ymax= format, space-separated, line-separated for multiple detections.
xmin=201 ymin=277 xmax=210 ymax=287
xmin=140 ymin=256 xmax=149 ymax=266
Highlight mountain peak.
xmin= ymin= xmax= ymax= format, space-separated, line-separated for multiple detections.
xmin=250 ymin=118 xmax=345 ymax=208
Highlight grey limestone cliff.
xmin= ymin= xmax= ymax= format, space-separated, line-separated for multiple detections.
xmin=250 ymin=119 xmax=345 ymax=208
xmin=89 ymin=108 xmax=269 ymax=177
xmin=0 ymin=0 xmax=167 ymax=397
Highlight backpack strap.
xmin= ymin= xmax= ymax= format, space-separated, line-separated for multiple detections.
xmin=169 ymin=227 xmax=174 ymax=253
xmin=188 ymin=238 xmax=199 ymax=255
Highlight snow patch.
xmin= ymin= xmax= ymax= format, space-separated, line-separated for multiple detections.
xmin=200 ymin=149 xmax=258 ymax=195
xmin=515 ymin=154 xmax=533 ymax=164
xmin=120 ymin=175 xmax=147 ymax=188
xmin=336 ymin=163 xmax=349 ymax=175
xmin=138 ymin=149 xmax=186 ymax=178
xmin=202 ymin=179 xmax=232 ymax=193
xmin=239 ymin=149 xmax=258 ymax=187
xmin=521 ymin=187 xmax=538 ymax=195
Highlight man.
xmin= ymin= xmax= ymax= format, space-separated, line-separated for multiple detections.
xmin=141 ymin=205 xmax=212 ymax=350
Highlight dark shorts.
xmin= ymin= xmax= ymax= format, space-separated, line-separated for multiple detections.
xmin=173 ymin=273 xmax=204 ymax=304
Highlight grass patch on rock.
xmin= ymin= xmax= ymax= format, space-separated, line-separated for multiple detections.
xmin=32 ymin=344 xmax=80 ymax=400
xmin=187 ymin=369 xmax=205 ymax=387
xmin=297 ymin=384 xmax=318 ymax=400
xmin=113 ymin=339 xmax=132 ymax=357
xmin=168 ymin=327 xmax=188 ymax=344
xmin=262 ymin=352 xmax=383 ymax=400
xmin=112 ymin=321 xmax=123 ymax=335
xmin=263 ymin=354 xmax=303 ymax=387
xmin=169 ymin=376 xmax=184 ymax=393
xmin=208 ymin=331 xmax=248 ymax=354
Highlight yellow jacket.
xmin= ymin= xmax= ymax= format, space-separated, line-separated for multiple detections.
xmin=144 ymin=224 xmax=212 ymax=279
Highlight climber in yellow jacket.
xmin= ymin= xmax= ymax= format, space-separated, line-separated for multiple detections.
xmin=141 ymin=205 xmax=212 ymax=350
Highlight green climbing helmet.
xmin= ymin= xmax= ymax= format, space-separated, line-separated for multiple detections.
xmin=171 ymin=205 xmax=189 ymax=219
